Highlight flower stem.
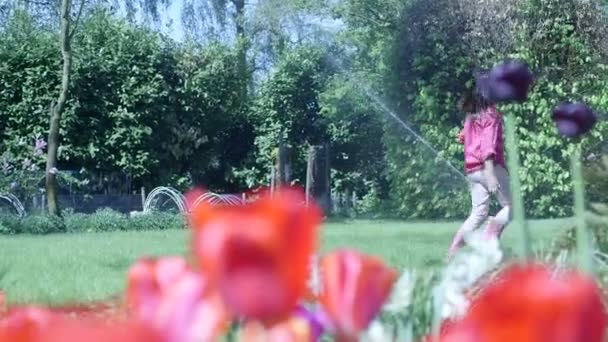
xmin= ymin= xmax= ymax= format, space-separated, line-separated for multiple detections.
xmin=571 ymin=146 xmax=593 ymax=274
xmin=504 ymin=114 xmax=532 ymax=260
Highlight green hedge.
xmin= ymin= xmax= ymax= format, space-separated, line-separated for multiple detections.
xmin=0 ymin=209 xmax=186 ymax=235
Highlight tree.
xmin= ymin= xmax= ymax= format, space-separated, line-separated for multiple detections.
xmin=251 ymin=46 xmax=331 ymax=186
xmin=12 ymin=0 xmax=174 ymax=215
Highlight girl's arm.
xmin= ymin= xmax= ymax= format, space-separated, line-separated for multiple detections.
xmin=458 ymin=129 xmax=465 ymax=144
xmin=480 ymin=113 xmax=502 ymax=193
xmin=484 ymin=159 xmax=499 ymax=193
xmin=479 ymin=116 xmax=500 ymax=162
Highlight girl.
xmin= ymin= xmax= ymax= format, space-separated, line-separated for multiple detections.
xmin=447 ymin=87 xmax=512 ymax=261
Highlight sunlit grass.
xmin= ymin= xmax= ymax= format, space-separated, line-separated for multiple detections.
xmin=0 ymin=218 xmax=569 ymax=305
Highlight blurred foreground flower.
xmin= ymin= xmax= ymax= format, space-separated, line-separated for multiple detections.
xmin=477 ymin=60 xmax=533 ymax=103
xmin=0 ymin=307 xmax=57 ymax=342
xmin=0 ymin=307 xmax=158 ymax=342
xmin=552 ymin=102 xmax=598 ymax=138
xmin=188 ymin=187 xmax=322 ymax=325
xmin=126 ymin=256 xmax=229 ymax=342
xmin=241 ymin=316 xmax=314 ymax=342
xmin=439 ymin=263 xmax=607 ymax=342
xmin=320 ymin=250 xmax=397 ymax=341
xmin=34 ymin=319 xmax=163 ymax=342
xmin=360 ymin=321 xmax=394 ymax=342
xmin=126 ymin=257 xmax=189 ymax=321
xmin=434 ymin=230 xmax=502 ymax=321
xmin=384 ymin=270 xmax=416 ymax=314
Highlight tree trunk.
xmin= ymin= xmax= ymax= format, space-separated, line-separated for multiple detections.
xmin=277 ymin=144 xmax=291 ymax=185
xmin=233 ymin=0 xmax=248 ymax=98
xmin=45 ymin=0 xmax=72 ymax=216
xmin=306 ymin=144 xmax=332 ymax=214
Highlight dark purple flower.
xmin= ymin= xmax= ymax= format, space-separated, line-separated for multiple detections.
xmin=480 ymin=60 xmax=534 ymax=103
xmin=552 ymin=102 xmax=597 ymax=138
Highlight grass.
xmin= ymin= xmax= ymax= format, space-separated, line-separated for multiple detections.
xmin=0 ymin=218 xmax=570 ymax=306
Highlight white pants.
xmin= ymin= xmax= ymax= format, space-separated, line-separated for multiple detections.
xmin=449 ymin=164 xmax=512 ymax=254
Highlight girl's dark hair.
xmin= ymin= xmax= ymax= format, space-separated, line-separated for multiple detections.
xmin=472 ymin=73 xmax=495 ymax=112
xmin=458 ymin=88 xmax=475 ymax=113
xmin=472 ymin=87 xmax=493 ymax=112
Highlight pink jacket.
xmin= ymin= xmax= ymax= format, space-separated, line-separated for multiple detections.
xmin=459 ymin=105 xmax=506 ymax=174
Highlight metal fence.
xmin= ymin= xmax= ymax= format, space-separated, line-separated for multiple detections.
xmin=27 ymin=194 xmax=143 ymax=214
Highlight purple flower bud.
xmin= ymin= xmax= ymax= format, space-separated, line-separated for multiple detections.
xmin=552 ymin=102 xmax=597 ymax=138
xmin=294 ymin=305 xmax=328 ymax=341
xmin=483 ymin=60 xmax=534 ymax=103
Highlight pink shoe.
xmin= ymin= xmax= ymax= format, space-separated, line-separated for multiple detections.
xmin=484 ymin=218 xmax=504 ymax=240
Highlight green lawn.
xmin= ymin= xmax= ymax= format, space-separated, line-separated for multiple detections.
xmin=0 ymin=219 xmax=571 ymax=306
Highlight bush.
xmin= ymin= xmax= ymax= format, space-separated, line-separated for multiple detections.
xmin=128 ymin=212 xmax=185 ymax=231
xmin=0 ymin=214 xmax=65 ymax=234
xmin=0 ymin=214 xmax=21 ymax=234
xmin=0 ymin=209 xmax=187 ymax=235
xmin=81 ymin=208 xmax=128 ymax=233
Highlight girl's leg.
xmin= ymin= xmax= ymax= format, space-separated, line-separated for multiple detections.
xmin=448 ymin=171 xmax=490 ymax=258
xmin=485 ymin=165 xmax=512 ymax=239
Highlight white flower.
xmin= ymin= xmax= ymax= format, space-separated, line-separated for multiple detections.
xmin=384 ymin=270 xmax=416 ymax=314
xmin=361 ymin=321 xmax=394 ymax=342
xmin=433 ymin=230 xmax=503 ymax=321
xmin=307 ymin=253 xmax=322 ymax=296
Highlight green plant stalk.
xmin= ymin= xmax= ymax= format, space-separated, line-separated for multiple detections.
xmin=571 ymin=146 xmax=593 ymax=274
xmin=504 ymin=114 xmax=532 ymax=260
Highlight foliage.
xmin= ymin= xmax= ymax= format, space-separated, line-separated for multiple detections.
xmin=319 ymin=73 xmax=387 ymax=205
xmin=584 ymin=146 xmax=608 ymax=205
xmin=250 ymin=46 xmax=331 ymax=185
xmin=335 ymin=0 xmax=608 ymax=218
xmin=2 ymin=0 xmax=608 ymax=219
xmin=0 ymin=210 xmax=185 ymax=235
xmin=0 ymin=10 xmax=252 ymax=194
xmin=0 ymin=213 xmax=64 ymax=234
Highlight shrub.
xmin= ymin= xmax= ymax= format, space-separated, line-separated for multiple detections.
xmin=128 ymin=212 xmax=185 ymax=231
xmin=5 ymin=214 xmax=66 ymax=234
xmin=88 ymin=209 xmax=127 ymax=233
xmin=0 ymin=214 xmax=22 ymax=234
xmin=0 ymin=209 xmax=187 ymax=235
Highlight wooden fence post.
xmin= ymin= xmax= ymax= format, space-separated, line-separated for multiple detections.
xmin=140 ymin=187 xmax=146 ymax=211
xmin=306 ymin=144 xmax=332 ymax=214
xmin=277 ymin=144 xmax=291 ymax=185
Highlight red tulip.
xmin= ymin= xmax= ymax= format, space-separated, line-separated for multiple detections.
xmin=153 ymin=270 xmax=228 ymax=342
xmin=0 ymin=308 xmax=162 ymax=342
xmin=39 ymin=319 xmax=164 ymax=342
xmin=126 ymin=257 xmax=189 ymax=322
xmin=0 ymin=307 xmax=57 ymax=342
xmin=126 ymin=256 xmax=229 ymax=342
xmin=319 ymin=250 xmax=397 ymax=341
xmin=188 ymin=187 xmax=322 ymax=325
xmin=438 ymin=263 xmax=607 ymax=342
